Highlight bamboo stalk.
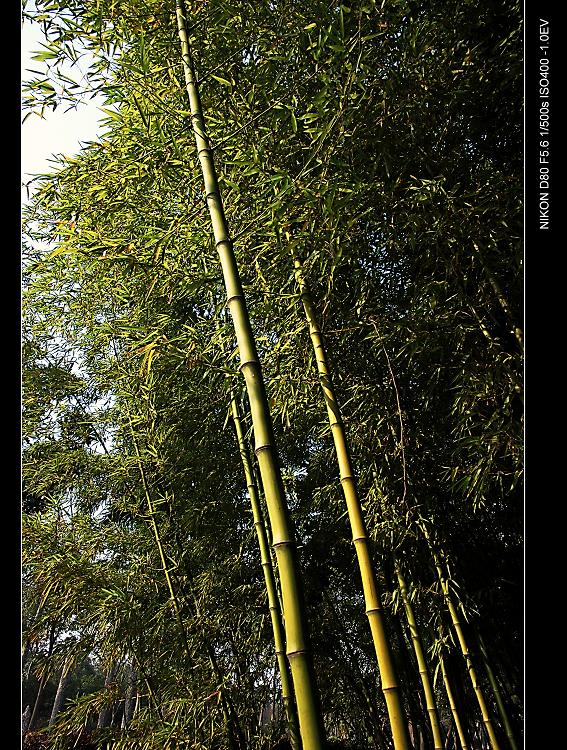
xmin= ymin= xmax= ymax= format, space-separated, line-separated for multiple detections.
xmin=29 ymin=673 xmax=48 ymax=732
xmin=478 ymin=634 xmax=519 ymax=750
xmin=395 ymin=563 xmax=444 ymax=749
xmin=132 ymin=656 xmax=164 ymax=723
xmin=293 ymin=256 xmax=410 ymax=750
xmin=130 ymin=417 xmax=245 ymax=749
xmin=98 ymin=665 xmax=117 ymax=729
xmin=440 ymin=649 xmax=470 ymax=750
xmin=404 ymin=506 xmax=502 ymax=750
xmin=433 ymin=556 xmax=502 ymax=750
xmin=375 ymin=318 xmax=505 ymax=750
xmin=231 ymin=393 xmax=301 ymax=750
xmin=28 ymin=622 xmax=56 ymax=732
xmin=48 ymin=657 xmax=72 ymax=726
xmin=378 ymin=329 xmax=501 ymax=750
xmin=253 ymin=461 xmax=280 ymax=581
xmin=174 ymin=4 xmax=326 ymax=747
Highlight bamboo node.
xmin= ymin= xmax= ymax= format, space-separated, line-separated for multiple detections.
xmin=287 ymin=649 xmax=309 ymax=659
xmin=226 ymin=293 xmax=244 ymax=307
xmin=272 ymin=541 xmax=294 ymax=553
xmin=365 ymin=606 xmax=383 ymax=615
xmin=238 ymin=358 xmax=259 ymax=371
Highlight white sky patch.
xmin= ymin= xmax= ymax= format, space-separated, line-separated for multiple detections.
xmin=21 ymin=20 xmax=108 ymax=192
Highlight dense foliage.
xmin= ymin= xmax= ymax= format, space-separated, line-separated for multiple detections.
xmin=22 ymin=1 xmax=522 ymax=748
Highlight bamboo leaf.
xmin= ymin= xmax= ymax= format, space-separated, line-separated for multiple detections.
xmin=210 ymin=74 xmax=232 ymax=87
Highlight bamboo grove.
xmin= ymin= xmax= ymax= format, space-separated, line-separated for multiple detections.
xmin=21 ymin=1 xmax=522 ymax=749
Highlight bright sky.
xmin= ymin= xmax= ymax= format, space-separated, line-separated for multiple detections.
xmin=21 ymin=20 xmax=105 ymax=191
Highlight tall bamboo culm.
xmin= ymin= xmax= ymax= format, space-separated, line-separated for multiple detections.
xmin=478 ymin=634 xmax=519 ymax=750
xmin=174 ymin=5 xmax=326 ymax=748
xmin=433 ymin=552 xmax=502 ymax=750
xmin=231 ymin=393 xmax=302 ymax=750
xmin=439 ymin=646 xmax=470 ymax=750
xmin=293 ymin=256 xmax=410 ymax=750
xmin=395 ymin=562 xmax=444 ymax=749
xmin=48 ymin=657 xmax=72 ymax=726
xmin=381 ymin=344 xmax=500 ymax=749
xmin=410 ymin=514 xmax=502 ymax=750
xmin=131 ymin=415 xmax=244 ymax=749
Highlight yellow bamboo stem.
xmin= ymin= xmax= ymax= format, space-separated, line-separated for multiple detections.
xmin=175 ymin=5 xmax=326 ymax=747
xmin=478 ymin=634 xmax=519 ymax=750
xmin=395 ymin=563 xmax=444 ymax=749
xmin=434 ymin=555 xmax=502 ymax=750
xmin=293 ymin=257 xmax=410 ymax=750
xmin=231 ymin=394 xmax=302 ymax=750
xmin=440 ymin=649 xmax=470 ymax=750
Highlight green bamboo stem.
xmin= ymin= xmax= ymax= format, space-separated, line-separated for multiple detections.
xmin=478 ymin=634 xmax=519 ymax=750
xmin=131 ymin=654 xmax=165 ymax=723
xmin=251 ymin=460 xmax=284 ymax=618
xmin=28 ymin=622 xmax=56 ymax=732
xmin=255 ymin=463 xmax=275 ymax=556
xmin=380 ymin=338 xmax=500 ymax=750
xmin=409 ymin=514 xmax=502 ymax=750
xmin=395 ymin=563 xmax=444 ymax=750
xmin=253 ymin=462 xmax=282 ymax=596
xmin=433 ymin=555 xmax=502 ymax=750
xmin=48 ymin=655 xmax=72 ymax=726
xmin=440 ymin=649 xmax=470 ymax=750
xmin=293 ymin=257 xmax=410 ymax=750
xmin=175 ymin=5 xmax=326 ymax=747
xmin=131 ymin=418 xmax=244 ymax=749
xmin=131 ymin=424 xmax=180 ymax=625
xmin=231 ymin=393 xmax=302 ymax=750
